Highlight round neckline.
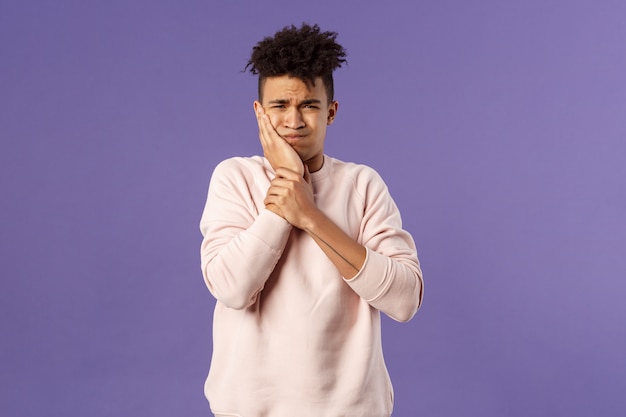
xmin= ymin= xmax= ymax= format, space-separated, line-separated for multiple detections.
xmin=310 ymin=155 xmax=331 ymax=183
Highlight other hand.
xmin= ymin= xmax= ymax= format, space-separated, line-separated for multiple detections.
xmin=264 ymin=166 xmax=317 ymax=229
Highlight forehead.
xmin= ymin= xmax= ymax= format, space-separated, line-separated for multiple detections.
xmin=261 ymin=75 xmax=327 ymax=102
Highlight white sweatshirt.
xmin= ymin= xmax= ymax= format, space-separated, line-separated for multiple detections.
xmin=199 ymin=155 xmax=423 ymax=417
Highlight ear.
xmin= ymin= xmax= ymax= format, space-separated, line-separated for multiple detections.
xmin=253 ymin=100 xmax=262 ymax=114
xmin=327 ymin=100 xmax=339 ymax=125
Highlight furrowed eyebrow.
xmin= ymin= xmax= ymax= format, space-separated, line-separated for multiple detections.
xmin=266 ymin=99 xmax=322 ymax=105
xmin=300 ymin=99 xmax=322 ymax=105
xmin=268 ymin=99 xmax=290 ymax=105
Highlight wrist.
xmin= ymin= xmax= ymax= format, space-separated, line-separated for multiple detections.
xmin=300 ymin=209 xmax=324 ymax=234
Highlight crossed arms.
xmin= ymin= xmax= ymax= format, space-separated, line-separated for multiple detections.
xmin=199 ymin=107 xmax=423 ymax=321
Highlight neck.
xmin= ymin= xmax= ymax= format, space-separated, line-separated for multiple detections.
xmin=304 ymin=154 xmax=324 ymax=173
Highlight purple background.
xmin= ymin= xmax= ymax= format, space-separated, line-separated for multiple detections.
xmin=1 ymin=1 xmax=625 ymax=416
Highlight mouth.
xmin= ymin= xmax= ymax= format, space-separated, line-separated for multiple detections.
xmin=282 ymin=134 xmax=306 ymax=145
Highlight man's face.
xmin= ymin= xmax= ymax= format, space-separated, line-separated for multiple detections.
xmin=254 ymin=75 xmax=338 ymax=172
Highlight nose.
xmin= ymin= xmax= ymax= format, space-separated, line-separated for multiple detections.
xmin=283 ymin=107 xmax=305 ymax=129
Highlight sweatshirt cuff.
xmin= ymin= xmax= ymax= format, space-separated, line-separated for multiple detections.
xmin=343 ymin=248 xmax=389 ymax=302
xmin=246 ymin=209 xmax=292 ymax=251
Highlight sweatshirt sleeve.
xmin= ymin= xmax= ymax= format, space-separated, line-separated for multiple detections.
xmin=199 ymin=158 xmax=292 ymax=310
xmin=344 ymin=169 xmax=424 ymax=322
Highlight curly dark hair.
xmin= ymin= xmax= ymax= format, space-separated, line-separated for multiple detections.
xmin=246 ymin=23 xmax=347 ymax=103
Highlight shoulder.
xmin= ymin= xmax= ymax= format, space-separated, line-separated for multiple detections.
xmin=326 ymin=157 xmax=401 ymax=220
xmin=213 ymin=155 xmax=266 ymax=175
xmin=327 ymin=156 xmax=388 ymax=190
xmin=209 ymin=155 xmax=270 ymax=190
xmin=211 ymin=155 xmax=268 ymax=179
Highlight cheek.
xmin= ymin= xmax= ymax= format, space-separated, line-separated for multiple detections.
xmin=310 ymin=114 xmax=328 ymax=129
xmin=266 ymin=112 xmax=279 ymax=128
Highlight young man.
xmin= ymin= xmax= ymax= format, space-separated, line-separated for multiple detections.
xmin=199 ymin=24 xmax=423 ymax=417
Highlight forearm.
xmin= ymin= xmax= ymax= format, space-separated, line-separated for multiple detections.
xmin=303 ymin=211 xmax=366 ymax=280
xmin=262 ymin=164 xmax=423 ymax=320
xmin=345 ymin=248 xmax=423 ymax=322
xmin=304 ymin=210 xmax=422 ymax=321
xmin=201 ymin=209 xmax=291 ymax=309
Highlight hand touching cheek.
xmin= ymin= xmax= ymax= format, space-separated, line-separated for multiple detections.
xmin=254 ymin=103 xmax=304 ymax=175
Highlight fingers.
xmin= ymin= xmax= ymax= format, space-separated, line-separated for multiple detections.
xmin=256 ymin=106 xmax=277 ymax=144
xmin=274 ymin=167 xmax=303 ymax=180
xmin=264 ymin=202 xmax=283 ymax=218
xmin=264 ymin=183 xmax=290 ymax=210
xmin=256 ymin=106 xmax=284 ymax=154
xmin=255 ymin=104 xmax=269 ymax=138
xmin=265 ymin=177 xmax=298 ymax=202
xmin=256 ymin=108 xmax=270 ymax=144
